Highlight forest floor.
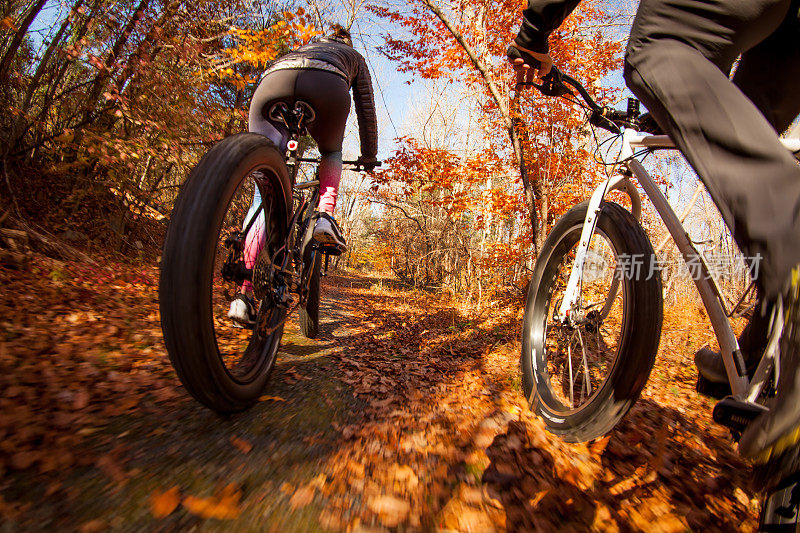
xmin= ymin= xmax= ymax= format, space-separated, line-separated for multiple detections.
xmin=0 ymin=255 xmax=761 ymax=531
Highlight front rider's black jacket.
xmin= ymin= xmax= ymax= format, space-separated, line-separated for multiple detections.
xmin=266 ymin=37 xmax=378 ymax=159
xmin=514 ymin=0 xmax=581 ymax=54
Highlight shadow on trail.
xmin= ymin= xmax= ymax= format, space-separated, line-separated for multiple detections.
xmin=0 ymin=268 xmax=365 ymax=531
xmin=482 ymin=396 xmax=757 ymax=531
xmin=309 ymin=271 xmax=759 ymax=530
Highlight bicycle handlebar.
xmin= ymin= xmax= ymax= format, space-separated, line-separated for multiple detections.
xmin=296 ymin=157 xmax=382 ymax=171
xmin=520 ymin=67 xmax=648 ymax=135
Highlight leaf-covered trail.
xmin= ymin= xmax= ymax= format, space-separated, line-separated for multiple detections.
xmin=0 ymin=259 xmax=759 ymax=530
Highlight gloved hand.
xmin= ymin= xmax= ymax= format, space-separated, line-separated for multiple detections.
xmin=507 ymin=43 xmax=552 ymax=85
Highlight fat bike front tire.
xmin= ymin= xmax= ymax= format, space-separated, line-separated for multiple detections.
xmin=521 ymin=201 xmax=663 ymax=442
xmin=160 ymin=133 xmax=291 ymax=413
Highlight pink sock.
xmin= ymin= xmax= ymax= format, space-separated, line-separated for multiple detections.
xmin=318 ymin=152 xmax=342 ymax=215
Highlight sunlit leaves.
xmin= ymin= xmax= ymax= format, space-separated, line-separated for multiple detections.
xmin=214 ymin=8 xmax=319 ymax=89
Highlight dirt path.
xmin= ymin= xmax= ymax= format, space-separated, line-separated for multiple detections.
xmin=0 ymin=260 xmax=760 ymax=531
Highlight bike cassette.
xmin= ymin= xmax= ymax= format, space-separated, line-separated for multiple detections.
xmin=712 ymin=396 xmax=768 ymax=435
xmin=252 ymin=251 xmax=276 ymax=301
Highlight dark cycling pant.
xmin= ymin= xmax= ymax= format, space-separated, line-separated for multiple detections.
xmin=248 ymin=68 xmax=351 ymax=153
xmin=248 ymin=68 xmax=351 ymax=215
xmin=624 ymin=0 xmax=800 ymax=298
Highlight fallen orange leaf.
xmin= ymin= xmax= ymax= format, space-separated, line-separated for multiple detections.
xmin=183 ymin=484 xmax=241 ymax=520
xmin=78 ymin=520 xmax=106 ymax=533
xmin=230 ymin=436 xmax=253 ymax=454
xmin=289 ymin=485 xmax=315 ymax=509
xmin=258 ymin=395 xmax=286 ymax=402
xmin=150 ymin=487 xmax=180 ymax=518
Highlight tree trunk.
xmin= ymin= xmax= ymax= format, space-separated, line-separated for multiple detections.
xmin=79 ymin=0 xmax=149 ymax=127
xmin=537 ymin=187 xmax=548 ymax=251
xmin=0 ymin=0 xmax=48 ymax=82
xmin=31 ymin=0 xmax=104 ymax=153
xmin=115 ymin=0 xmax=180 ymax=96
xmin=419 ymin=0 xmax=541 ymax=251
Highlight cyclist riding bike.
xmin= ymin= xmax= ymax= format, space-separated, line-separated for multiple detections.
xmin=228 ymin=25 xmax=379 ymax=326
xmin=509 ymin=0 xmax=800 ymax=489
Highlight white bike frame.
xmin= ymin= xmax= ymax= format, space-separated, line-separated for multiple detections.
xmin=557 ymin=129 xmax=800 ymax=402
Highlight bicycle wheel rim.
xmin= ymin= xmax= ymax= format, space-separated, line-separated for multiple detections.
xmin=531 ymin=223 xmax=629 ymax=415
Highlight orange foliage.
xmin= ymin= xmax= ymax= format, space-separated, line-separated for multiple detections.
xmin=215 ymin=8 xmax=320 ymax=90
xmin=368 ymin=0 xmax=623 ymax=294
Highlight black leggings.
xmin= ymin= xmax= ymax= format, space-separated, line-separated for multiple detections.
xmin=248 ymin=69 xmax=351 ymax=153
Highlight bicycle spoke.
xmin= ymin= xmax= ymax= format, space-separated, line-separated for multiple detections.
xmin=577 ymin=327 xmax=593 ymax=402
xmin=567 ymin=338 xmax=574 ymax=409
xmin=540 ymin=224 xmax=627 ymax=413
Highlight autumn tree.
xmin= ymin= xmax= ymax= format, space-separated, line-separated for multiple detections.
xmin=363 ymin=0 xmax=621 ymax=299
xmin=0 ymin=0 xmax=315 ymax=251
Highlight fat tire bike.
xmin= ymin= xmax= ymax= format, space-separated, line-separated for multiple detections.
xmin=159 ymin=101 xmax=378 ymax=413
xmin=519 ymin=68 xmax=800 ymax=530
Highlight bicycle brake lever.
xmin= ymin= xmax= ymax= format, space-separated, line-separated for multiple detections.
xmin=516 ymin=69 xmax=572 ymax=98
xmin=538 ymin=69 xmax=572 ymax=97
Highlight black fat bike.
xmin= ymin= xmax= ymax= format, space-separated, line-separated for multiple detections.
xmin=159 ymin=102 xmax=377 ymax=413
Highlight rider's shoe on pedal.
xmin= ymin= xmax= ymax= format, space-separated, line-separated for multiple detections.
xmin=738 ymin=266 xmax=800 ymax=491
xmin=313 ymin=212 xmax=347 ymax=254
xmin=695 ymin=299 xmax=772 ymax=397
xmin=228 ymin=293 xmax=256 ymax=328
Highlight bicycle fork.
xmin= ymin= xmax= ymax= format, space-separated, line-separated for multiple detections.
xmin=560 ymin=130 xmax=766 ymax=404
xmin=556 ymin=171 xmax=642 ymax=324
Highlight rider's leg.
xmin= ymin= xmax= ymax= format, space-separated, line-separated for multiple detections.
xmin=694 ymin=10 xmax=800 ymax=386
xmin=312 ymin=151 xmax=348 ymax=249
xmin=733 ymin=12 xmax=800 ymax=137
xmin=239 ymin=112 xmax=286 ymax=295
xmin=294 ymin=70 xmax=351 ymax=249
xmin=624 ymin=0 xmax=800 ymax=299
xmin=318 ymin=151 xmax=343 ymax=216
xmin=624 ymin=0 xmax=800 ymax=489
xmin=695 ymin=297 xmax=772 ymax=384
xmin=240 ymin=186 xmax=266 ymax=294
xmin=228 ymin=73 xmax=292 ymax=323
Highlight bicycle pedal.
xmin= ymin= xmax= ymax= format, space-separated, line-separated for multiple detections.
xmin=712 ymin=396 xmax=768 ymax=434
xmin=696 ymin=374 xmax=731 ymax=400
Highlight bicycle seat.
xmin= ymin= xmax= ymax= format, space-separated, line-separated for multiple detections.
xmin=268 ymin=101 xmax=316 ymax=133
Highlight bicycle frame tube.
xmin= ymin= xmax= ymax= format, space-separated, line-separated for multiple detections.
xmin=625 ymin=154 xmax=749 ymax=398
